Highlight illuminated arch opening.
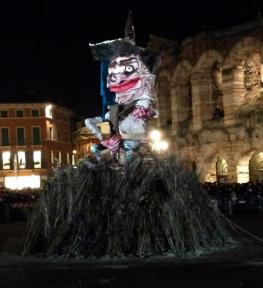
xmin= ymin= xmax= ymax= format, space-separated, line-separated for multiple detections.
xmin=236 ymin=152 xmax=254 ymax=183
xmin=216 ymin=156 xmax=228 ymax=183
xmin=249 ymin=151 xmax=263 ymax=182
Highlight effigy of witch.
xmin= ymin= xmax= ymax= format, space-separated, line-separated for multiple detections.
xmin=85 ymin=20 xmax=158 ymax=162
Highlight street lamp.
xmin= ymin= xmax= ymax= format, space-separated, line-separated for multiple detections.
xmin=151 ymin=140 xmax=169 ymax=153
xmin=148 ymin=129 xmax=169 ymax=154
xmin=149 ymin=129 xmax=162 ymax=142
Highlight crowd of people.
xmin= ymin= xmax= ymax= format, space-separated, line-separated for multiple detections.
xmin=0 ymin=188 xmax=40 ymax=203
xmin=203 ymin=181 xmax=263 ymax=214
xmin=1 ymin=182 xmax=263 ymax=216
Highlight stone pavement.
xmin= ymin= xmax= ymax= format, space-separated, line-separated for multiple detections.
xmin=0 ymin=215 xmax=263 ymax=288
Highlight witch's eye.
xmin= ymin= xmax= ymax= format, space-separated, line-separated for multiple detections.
xmin=125 ymin=65 xmax=134 ymax=73
xmin=109 ymin=74 xmax=117 ymax=82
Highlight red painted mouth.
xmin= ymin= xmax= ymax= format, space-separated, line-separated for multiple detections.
xmin=109 ymin=77 xmax=141 ymax=93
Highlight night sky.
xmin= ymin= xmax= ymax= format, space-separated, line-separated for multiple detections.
xmin=0 ymin=0 xmax=262 ymax=118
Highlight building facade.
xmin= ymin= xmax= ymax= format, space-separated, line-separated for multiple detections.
xmin=0 ymin=102 xmax=73 ymax=189
xmin=72 ymin=123 xmax=99 ymax=163
xmin=153 ymin=19 xmax=263 ymax=183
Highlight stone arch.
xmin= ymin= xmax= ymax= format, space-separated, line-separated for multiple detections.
xmin=236 ymin=150 xmax=256 ymax=183
xmin=195 ymin=50 xmax=223 ymax=70
xmin=155 ymin=69 xmax=172 ymax=129
xmin=224 ymin=37 xmax=263 ymax=68
xmin=249 ymin=151 xmax=263 ymax=182
xmin=171 ymin=60 xmax=193 ymax=135
xmin=174 ymin=60 xmax=192 ymax=77
xmin=223 ymin=37 xmax=263 ymax=116
xmin=216 ymin=156 xmax=228 ymax=183
xmin=201 ymin=152 xmax=229 ymax=183
xmin=191 ymin=50 xmax=224 ymax=130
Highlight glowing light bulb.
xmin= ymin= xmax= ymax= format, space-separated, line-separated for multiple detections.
xmin=149 ymin=130 xmax=161 ymax=141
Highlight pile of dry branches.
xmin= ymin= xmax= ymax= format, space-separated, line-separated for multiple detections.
xmin=23 ymin=157 xmax=229 ymax=258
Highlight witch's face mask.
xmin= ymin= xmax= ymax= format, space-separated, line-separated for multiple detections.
xmin=107 ymin=55 xmax=150 ymax=104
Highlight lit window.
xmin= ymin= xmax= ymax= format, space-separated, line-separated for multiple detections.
xmin=72 ymin=150 xmax=76 ymax=166
xmin=32 ymin=109 xmax=40 ymax=117
xmin=50 ymin=150 xmax=54 ymax=164
xmin=2 ymin=151 xmax=10 ymax=170
xmin=67 ymin=153 xmax=70 ymax=164
xmin=17 ymin=151 xmax=26 ymax=169
xmin=33 ymin=150 xmax=41 ymax=168
xmin=58 ymin=151 xmax=62 ymax=163
xmin=45 ymin=104 xmax=53 ymax=118
xmin=16 ymin=110 xmax=24 ymax=117
xmin=5 ymin=175 xmax=40 ymax=190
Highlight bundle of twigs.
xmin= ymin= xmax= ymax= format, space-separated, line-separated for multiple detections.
xmin=23 ymin=157 xmax=230 ymax=258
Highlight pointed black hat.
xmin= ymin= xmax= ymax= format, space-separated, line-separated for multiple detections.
xmin=89 ymin=11 xmax=144 ymax=61
xmin=89 ymin=38 xmax=143 ymax=61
